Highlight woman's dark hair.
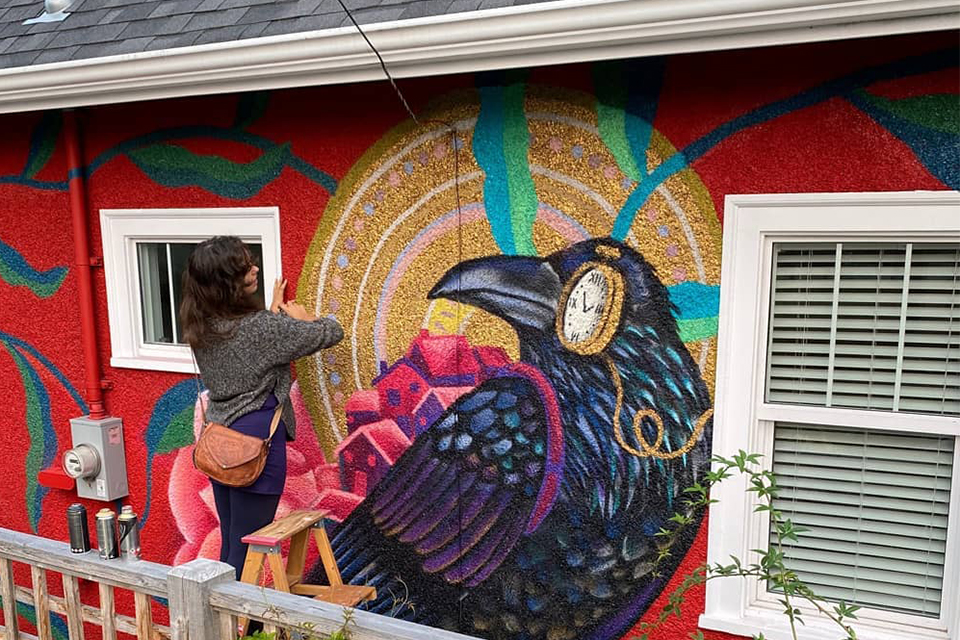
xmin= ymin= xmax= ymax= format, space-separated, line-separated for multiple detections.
xmin=180 ymin=236 xmax=262 ymax=348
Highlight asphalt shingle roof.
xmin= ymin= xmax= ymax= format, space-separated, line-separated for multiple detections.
xmin=0 ymin=0 xmax=558 ymax=70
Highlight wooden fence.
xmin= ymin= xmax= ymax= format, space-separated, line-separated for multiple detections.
xmin=0 ymin=527 xmax=476 ymax=640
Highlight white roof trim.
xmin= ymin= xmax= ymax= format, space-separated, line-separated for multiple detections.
xmin=0 ymin=0 xmax=957 ymax=114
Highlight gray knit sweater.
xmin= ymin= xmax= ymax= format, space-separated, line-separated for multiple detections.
xmin=194 ymin=310 xmax=343 ymax=439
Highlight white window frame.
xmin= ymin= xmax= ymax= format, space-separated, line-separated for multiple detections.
xmin=100 ymin=207 xmax=282 ymax=373
xmin=700 ymin=191 xmax=960 ymax=640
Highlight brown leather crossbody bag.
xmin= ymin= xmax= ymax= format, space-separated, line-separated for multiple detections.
xmin=191 ymin=355 xmax=282 ymax=487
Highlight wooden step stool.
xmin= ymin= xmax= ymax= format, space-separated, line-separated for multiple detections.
xmin=239 ymin=510 xmax=376 ymax=626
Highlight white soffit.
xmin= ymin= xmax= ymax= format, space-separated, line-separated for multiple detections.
xmin=0 ymin=0 xmax=957 ymax=114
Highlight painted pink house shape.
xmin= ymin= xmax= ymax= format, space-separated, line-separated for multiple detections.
xmin=345 ymin=388 xmax=381 ymax=433
xmin=372 ymin=361 xmax=430 ymax=436
xmin=335 ymin=418 xmax=412 ymax=497
xmin=473 ymin=345 xmax=512 ymax=380
xmin=406 ymin=331 xmax=481 ymax=386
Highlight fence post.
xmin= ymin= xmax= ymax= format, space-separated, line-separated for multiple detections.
xmin=166 ymin=559 xmax=235 ymax=640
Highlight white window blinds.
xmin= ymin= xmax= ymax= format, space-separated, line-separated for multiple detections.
xmin=772 ymin=422 xmax=953 ymax=617
xmin=766 ymin=242 xmax=960 ymax=416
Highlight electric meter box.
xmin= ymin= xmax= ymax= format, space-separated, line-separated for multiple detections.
xmin=67 ymin=416 xmax=129 ymax=501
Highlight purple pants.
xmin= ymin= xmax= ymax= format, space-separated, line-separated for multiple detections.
xmin=210 ymin=394 xmax=287 ymax=578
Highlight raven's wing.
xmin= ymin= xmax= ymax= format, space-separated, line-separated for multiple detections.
xmin=325 ymin=369 xmax=562 ymax=613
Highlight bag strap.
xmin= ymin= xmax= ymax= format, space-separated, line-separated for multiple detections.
xmin=190 ymin=349 xmax=209 ymax=426
xmin=266 ymin=405 xmax=283 ymax=441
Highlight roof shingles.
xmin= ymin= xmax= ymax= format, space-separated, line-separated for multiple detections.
xmin=0 ymin=0 xmax=561 ymax=69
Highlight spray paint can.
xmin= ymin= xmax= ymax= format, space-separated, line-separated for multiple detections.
xmin=118 ymin=505 xmax=141 ymax=561
xmin=96 ymin=508 xmax=119 ymax=560
xmin=66 ymin=503 xmax=90 ymax=553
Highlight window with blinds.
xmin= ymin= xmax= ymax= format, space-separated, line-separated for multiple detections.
xmin=771 ymin=423 xmax=953 ymax=617
xmin=764 ymin=240 xmax=959 ymax=618
xmin=766 ymin=242 xmax=960 ymax=416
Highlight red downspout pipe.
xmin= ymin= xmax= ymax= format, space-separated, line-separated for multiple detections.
xmin=63 ymin=109 xmax=107 ymax=420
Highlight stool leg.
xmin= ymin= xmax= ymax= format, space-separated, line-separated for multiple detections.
xmin=312 ymin=528 xmax=343 ymax=587
xmin=267 ymin=553 xmax=291 ymax=593
xmin=240 ymin=550 xmax=265 ymax=584
xmin=286 ymin=530 xmax=309 ymax=588
xmin=238 ymin=550 xmax=265 ymax=636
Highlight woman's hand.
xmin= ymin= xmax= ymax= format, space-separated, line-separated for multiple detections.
xmin=270 ymin=279 xmax=288 ymax=313
xmin=278 ymin=301 xmax=318 ymax=322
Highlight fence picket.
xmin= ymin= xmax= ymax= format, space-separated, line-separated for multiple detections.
xmin=134 ymin=592 xmax=154 ymax=640
xmin=2 ymin=526 xmax=471 ymax=640
xmin=219 ymin=611 xmax=237 ymax=640
xmin=0 ymin=558 xmax=18 ymax=640
xmin=14 ymin=585 xmax=169 ymax=639
xmin=61 ymin=574 xmax=84 ymax=640
xmin=30 ymin=567 xmax=51 ymax=640
xmin=98 ymin=583 xmax=117 ymax=640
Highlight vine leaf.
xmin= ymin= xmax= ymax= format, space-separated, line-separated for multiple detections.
xmin=22 ymin=112 xmax=63 ymax=179
xmin=3 ymin=343 xmax=57 ymax=533
xmin=127 ymin=142 xmax=291 ymax=199
xmin=849 ymin=89 xmax=959 ymax=189
xmin=860 ymin=92 xmax=959 ymax=135
xmin=0 ymin=238 xmax=68 ymax=298
xmin=142 ymin=379 xmax=199 ymax=526
xmin=234 ymin=92 xmax=271 ymax=130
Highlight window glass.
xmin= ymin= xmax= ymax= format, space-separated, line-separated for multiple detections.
xmin=770 ymin=422 xmax=953 ymax=617
xmin=766 ymin=242 xmax=960 ymax=416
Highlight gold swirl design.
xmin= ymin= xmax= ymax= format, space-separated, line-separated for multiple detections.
xmin=604 ymin=356 xmax=713 ymax=460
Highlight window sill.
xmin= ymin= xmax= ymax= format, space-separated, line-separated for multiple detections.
xmin=110 ymin=355 xmax=196 ymax=374
xmin=700 ymin=607 xmax=953 ymax=640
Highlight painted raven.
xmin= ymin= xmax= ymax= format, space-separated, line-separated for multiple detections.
xmin=309 ymin=238 xmax=713 ymax=640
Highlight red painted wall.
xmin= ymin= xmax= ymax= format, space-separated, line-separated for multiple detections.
xmin=0 ymin=31 xmax=956 ymax=639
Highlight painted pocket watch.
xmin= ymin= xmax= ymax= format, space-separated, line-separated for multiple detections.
xmin=556 ymin=260 xmax=625 ymax=355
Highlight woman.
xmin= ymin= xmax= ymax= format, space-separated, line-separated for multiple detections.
xmin=180 ymin=236 xmax=343 ymax=578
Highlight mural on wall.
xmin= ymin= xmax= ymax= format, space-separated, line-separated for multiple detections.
xmin=292 ymin=73 xmax=723 ymax=640
xmin=0 ymin=35 xmax=956 ymax=640
xmin=289 ymin=50 xmax=958 ymax=638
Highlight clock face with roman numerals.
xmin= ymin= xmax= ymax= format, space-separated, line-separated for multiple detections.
xmin=562 ymin=267 xmax=612 ymax=345
xmin=556 ymin=261 xmax=625 ymax=355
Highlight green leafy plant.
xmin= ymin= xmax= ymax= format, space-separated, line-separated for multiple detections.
xmin=633 ymin=451 xmax=860 ymax=640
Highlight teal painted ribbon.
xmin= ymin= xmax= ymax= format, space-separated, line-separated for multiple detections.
xmin=668 ymin=282 xmax=720 ymax=343
xmin=474 ymin=78 xmax=539 ymax=256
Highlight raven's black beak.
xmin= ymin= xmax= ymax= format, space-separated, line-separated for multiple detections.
xmin=428 ymin=255 xmax=562 ymax=332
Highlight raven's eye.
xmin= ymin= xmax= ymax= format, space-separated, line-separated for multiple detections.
xmin=556 ymin=262 xmax=624 ymax=355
